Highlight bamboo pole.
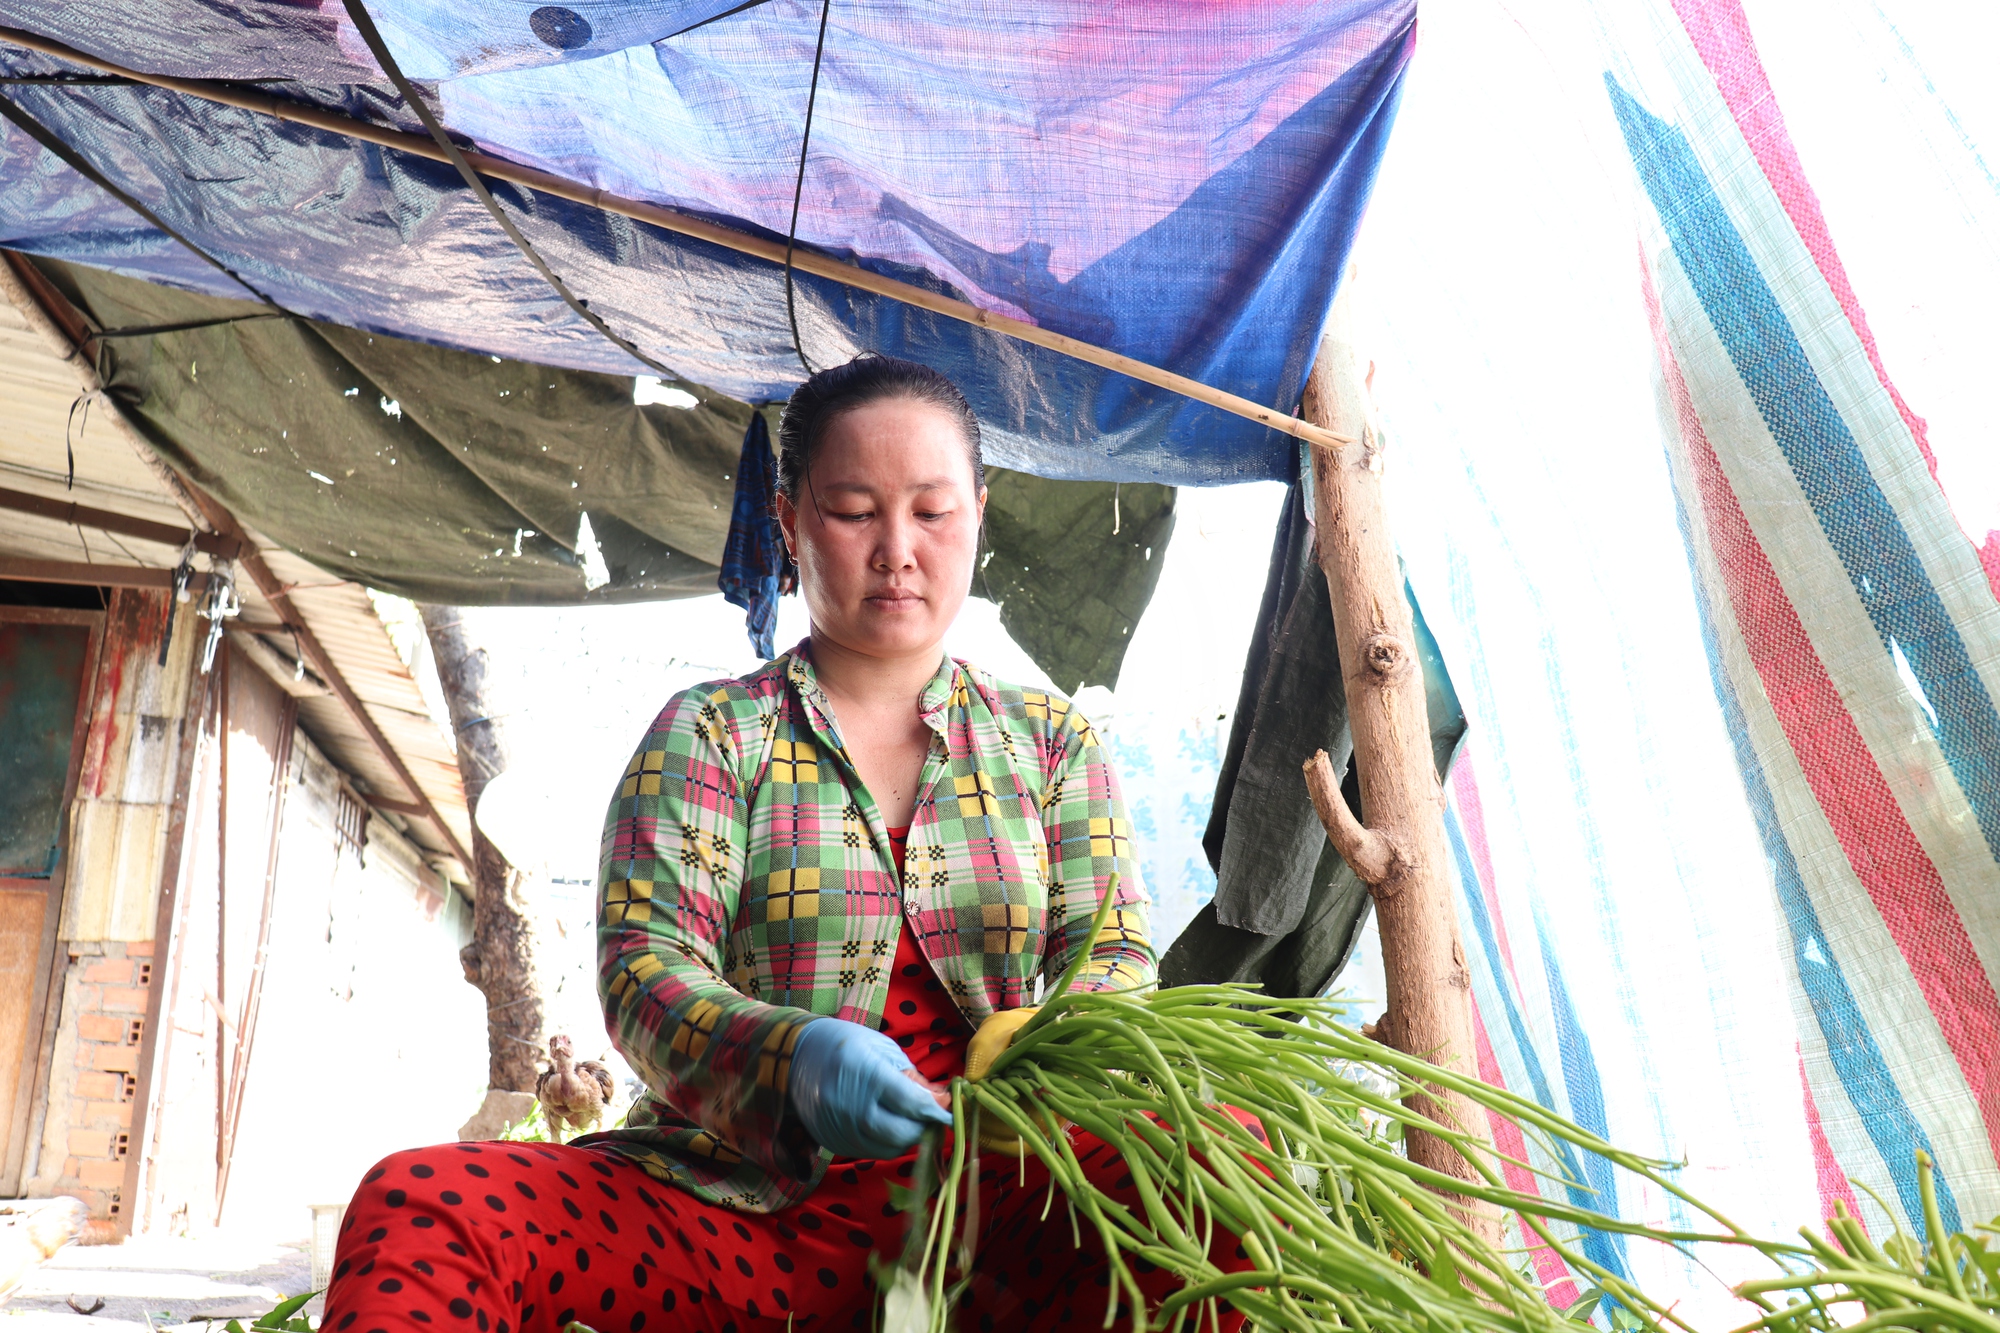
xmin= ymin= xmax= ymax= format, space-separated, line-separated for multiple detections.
xmin=0 ymin=24 xmax=1354 ymax=453
xmin=1297 ymin=280 xmax=1500 ymax=1247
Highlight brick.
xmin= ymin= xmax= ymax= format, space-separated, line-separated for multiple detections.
xmin=83 ymin=1101 xmax=134 ymax=1128
xmin=89 ymin=1046 xmax=135 ymax=1073
xmin=126 ymin=941 xmax=155 ymax=958
xmin=97 ymin=986 xmax=148 ymax=1014
xmin=77 ymin=1159 xmax=127 ymax=1188
xmin=75 ymin=1071 xmax=122 ymax=1100
xmin=69 ymin=1129 xmax=113 ymax=1159
xmin=78 ymin=1015 xmax=128 ymax=1044
xmin=82 ymin=959 xmax=136 ymax=985
xmin=65 ymin=1187 xmax=108 ymax=1217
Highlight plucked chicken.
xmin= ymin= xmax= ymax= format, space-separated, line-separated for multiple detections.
xmin=535 ymin=1034 xmax=614 ymax=1142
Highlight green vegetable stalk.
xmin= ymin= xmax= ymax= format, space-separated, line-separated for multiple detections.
xmin=886 ymin=884 xmax=1809 ymax=1333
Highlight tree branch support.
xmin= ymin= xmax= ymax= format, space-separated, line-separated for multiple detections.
xmin=1299 ymin=280 xmax=1501 ymax=1251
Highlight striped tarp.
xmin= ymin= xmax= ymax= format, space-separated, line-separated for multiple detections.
xmin=1408 ymin=0 xmax=2000 ymax=1288
xmin=1342 ymin=0 xmax=2000 ymax=1313
xmin=1618 ymin=0 xmax=2000 ymax=1235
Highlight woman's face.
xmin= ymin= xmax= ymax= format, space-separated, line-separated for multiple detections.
xmin=777 ymin=396 xmax=986 ymax=663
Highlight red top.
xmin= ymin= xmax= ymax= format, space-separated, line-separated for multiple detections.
xmin=881 ymin=826 xmax=973 ymax=1081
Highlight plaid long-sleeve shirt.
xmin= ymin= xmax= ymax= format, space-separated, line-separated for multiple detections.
xmin=582 ymin=643 xmax=1154 ymax=1211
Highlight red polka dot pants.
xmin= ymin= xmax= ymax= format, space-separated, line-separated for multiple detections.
xmin=321 ymin=1132 xmax=1255 ymax=1333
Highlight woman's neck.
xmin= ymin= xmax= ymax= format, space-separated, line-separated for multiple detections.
xmin=807 ymin=630 xmax=945 ymax=716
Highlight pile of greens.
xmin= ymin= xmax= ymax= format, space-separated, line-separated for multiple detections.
xmin=875 ymin=895 xmax=2000 ymax=1333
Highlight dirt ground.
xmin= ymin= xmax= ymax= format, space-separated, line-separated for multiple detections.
xmin=3 ymin=1231 xmax=316 ymax=1333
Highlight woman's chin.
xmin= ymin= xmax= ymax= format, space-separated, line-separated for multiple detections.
xmin=821 ymin=611 xmax=947 ymax=659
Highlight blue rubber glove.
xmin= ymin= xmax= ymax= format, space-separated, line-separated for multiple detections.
xmin=788 ymin=1018 xmax=953 ymax=1158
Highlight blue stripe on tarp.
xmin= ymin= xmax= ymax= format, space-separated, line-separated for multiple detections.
xmin=1447 ymin=810 xmax=1633 ymax=1282
xmin=1607 ymin=75 xmax=2000 ymax=869
xmin=1532 ymin=910 xmax=1636 ymax=1258
xmin=1660 ymin=429 xmax=1959 ymax=1239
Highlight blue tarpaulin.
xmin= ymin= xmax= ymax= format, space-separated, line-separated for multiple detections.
xmin=0 ymin=0 xmax=1413 ymax=484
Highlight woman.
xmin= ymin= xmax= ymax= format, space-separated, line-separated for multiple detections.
xmin=322 ymin=356 xmax=1249 ymax=1333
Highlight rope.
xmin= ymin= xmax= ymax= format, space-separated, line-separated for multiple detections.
xmin=783 ymin=0 xmax=834 ymax=376
xmin=0 ymin=74 xmax=299 ymax=86
xmin=0 ymin=75 xmax=134 ymax=85
xmin=334 ymin=0 xmax=685 ymax=383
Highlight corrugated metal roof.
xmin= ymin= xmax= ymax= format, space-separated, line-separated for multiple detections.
xmin=0 ymin=275 xmax=473 ymax=880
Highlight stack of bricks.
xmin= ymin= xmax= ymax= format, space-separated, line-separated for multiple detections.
xmin=53 ymin=940 xmax=154 ymax=1232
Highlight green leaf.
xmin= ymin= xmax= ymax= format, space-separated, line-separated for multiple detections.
xmin=254 ymin=1290 xmax=320 ymax=1328
xmin=1428 ymin=1240 xmax=1462 ymax=1294
xmin=501 ymin=1100 xmax=553 ymax=1143
xmin=1563 ymin=1285 xmax=1607 ymax=1324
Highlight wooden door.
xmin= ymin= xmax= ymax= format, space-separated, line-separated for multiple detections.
xmin=0 ymin=606 xmax=102 ymax=1195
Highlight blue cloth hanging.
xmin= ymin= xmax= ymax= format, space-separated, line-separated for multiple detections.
xmin=718 ymin=413 xmax=792 ymax=658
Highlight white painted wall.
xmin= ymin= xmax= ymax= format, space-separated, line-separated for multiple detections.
xmin=210 ymin=736 xmax=486 ymax=1239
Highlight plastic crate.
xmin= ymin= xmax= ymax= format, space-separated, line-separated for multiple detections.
xmin=308 ymin=1203 xmax=347 ymax=1292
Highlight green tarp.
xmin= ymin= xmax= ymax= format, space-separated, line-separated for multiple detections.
xmin=1160 ymin=483 xmax=1464 ymax=998
xmin=39 ymin=258 xmax=1173 ymax=689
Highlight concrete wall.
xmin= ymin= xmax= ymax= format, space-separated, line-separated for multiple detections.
xmin=209 ymin=734 xmax=486 ymax=1238
xmin=26 ymin=607 xmax=486 ymax=1240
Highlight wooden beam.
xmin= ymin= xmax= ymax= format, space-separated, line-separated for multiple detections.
xmin=0 ymin=257 xmax=473 ymax=872
xmin=0 ymin=24 xmax=1354 ymax=455
xmin=0 ymin=555 xmax=209 ymax=592
xmin=360 ymin=796 xmax=429 ymax=816
xmin=1298 ymin=282 xmax=1499 ymax=1244
xmin=225 ymin=623 xmax=331 ymax=698
xmin=0 ymin=484 xmax=239 ymax=557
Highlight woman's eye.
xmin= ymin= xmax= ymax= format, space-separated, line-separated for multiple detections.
xmin=916 ymin=510 xmax=951 ymax=522
xmin=831 ymin=510 xmax=872 ymax=522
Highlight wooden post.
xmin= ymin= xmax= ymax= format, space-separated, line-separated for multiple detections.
xmin=1298 ymin=282 xmax=1499 ymax=1245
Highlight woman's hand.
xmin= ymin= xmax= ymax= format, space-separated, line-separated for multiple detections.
xmin=788 ymin=1019 xmax=953 ymax=1158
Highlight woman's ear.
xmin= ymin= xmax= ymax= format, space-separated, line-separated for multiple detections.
xmin=975 ymin=485 xmax=988 ymax=523
xmin=776 ymin=490 xmax=800 ymax=561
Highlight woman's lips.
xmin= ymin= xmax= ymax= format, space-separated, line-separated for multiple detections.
xmin=865 ymin=589 xmax=923 ymax=610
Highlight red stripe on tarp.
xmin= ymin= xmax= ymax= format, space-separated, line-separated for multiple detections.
xmin=1643 ymin=258 xmax=2000 ymax=1161
xmin=1670 ymin=0 xmax=1999 ymax=605
xmin=1472 ymin=997 xmax=1578 ymax=1305
xmin=1797 ymin=1047 xmax=1864 ymax=1232
xmin=1449 ymin=752 xmax=1524 ymax=990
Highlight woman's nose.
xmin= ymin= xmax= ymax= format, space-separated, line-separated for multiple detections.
xmin=873 ymin=515 xmax=917 ymax=570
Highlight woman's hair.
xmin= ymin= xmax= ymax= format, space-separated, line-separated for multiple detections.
xmin=774 ymin=354 xmax=984 ymax=501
